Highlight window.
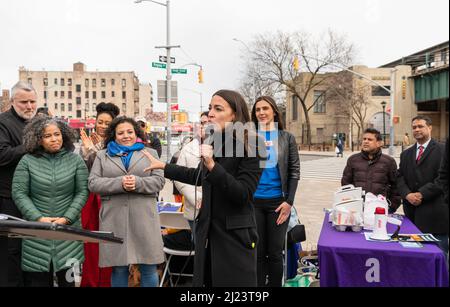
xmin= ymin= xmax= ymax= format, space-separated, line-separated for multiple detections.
xmin=442 ymin=51 xmax=448 ymax=64
xmin=292 ymin=96 xmax=298 ymax=121
xmin=68 ymin=91 xmax=72 ymax=99
xmin=112 ymin=91 xmax=115 ymax=98
xmin=85 ymin=91 xmax=89 ymax=99
xmin=313 ymin=91 xmax=326 ymax=114
xmin=92 ymin=79 xmax=97 ymax=88
xmin=85 ymin=79 xmax=89 ymax=87
xmin=122 ymin=79 xmax=126 ymax=87
xmin=60 ymin=78 xmax=65 ymax=86
xmin=92 ymin=103 xmax=97 ymax=112
xmin=101 ymin=91 xmax=106 ymax=99
xmin=122 ymin=103 xmax=127 ymax=113
xmin=77 ymin=110 xmax=82 ymax=118
xmin=44 ymin=91 xmax=47 ymax=99
xmin=76 ymin=97 xmax=81 ymax=105
xmin=93 ymin=92 xmax=97 ymax=99
xmin=122 ymin=91 xmax=126 ymax=99
xmin=85 ymin=103 xmax=90 ymax=112
xmin=61 ymin=103 xmax=65 ymax=112
xmin=76 ymin=84 xmax=81 ymax=92
xmin=316 ymin=128 xmax=324 ymax=143
xmin=54 ymin=103 xmax=58 ymax=110
xmin=68 ymin=103 xmax=73 ymax=112
xmin=417 ymin=101 xmax=439 ymax=112
xmin=68 ymin=78 xmax=72 ymax=86
xmin=54 ymin=91 xmax=58 ymax=98
xmin=372 ymin=86 xmax=390 ymax=97
xmin=43 ymin=78 xmax=48 ymax=86
xmin=27 ymin=78 xmax=32 ymax=85
xmin=60 ymin=91 xmax=65 ymax=98
xmin=101 ymin=79 xmax=106 ymax=87
xmin=111 ymin=79 xmax=115 ymax=86
xmin=54 ymin=78 xmax=58 ymax=85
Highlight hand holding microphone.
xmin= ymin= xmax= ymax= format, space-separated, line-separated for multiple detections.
xmin=201 ymin=144 xmax=215 ymax=171
xmin=201 ymin=124 xmax=216 ymax=171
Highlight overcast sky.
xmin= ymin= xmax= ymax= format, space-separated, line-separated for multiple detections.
xmin=1 ymin=0 xmax=448 ymax=121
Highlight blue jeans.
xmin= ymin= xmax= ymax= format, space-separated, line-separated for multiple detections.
xmin=111 ymin=264 xmax=159 ymax=287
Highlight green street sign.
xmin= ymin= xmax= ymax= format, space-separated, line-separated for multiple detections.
xmin=152 ymin=62 xmax=167 ymax=69
xmin=171 ymin=68 xmax=188 ymax=74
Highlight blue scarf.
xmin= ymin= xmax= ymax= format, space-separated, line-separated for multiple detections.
xmin=107 ymin=141 xmax=145 ymax=170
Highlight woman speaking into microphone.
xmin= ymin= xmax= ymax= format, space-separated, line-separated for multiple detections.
xmin=143 ymin=90 xmax=266 ymax=287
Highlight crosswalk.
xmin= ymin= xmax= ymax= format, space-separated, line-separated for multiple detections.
xmin=300 ymin=155 xmax=348 ymax=181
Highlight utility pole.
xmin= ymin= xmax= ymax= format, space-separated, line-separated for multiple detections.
xmin=389 ymin=69 xmax=397 ymax=156
xmin=135 ymin=0 xmax=180 ymax=162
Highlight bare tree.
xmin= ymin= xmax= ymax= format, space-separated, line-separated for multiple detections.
xmin=326 ymin=71 xmax=374 ymax=149
xmin=240 ymin=29 xmax=356 ymax=145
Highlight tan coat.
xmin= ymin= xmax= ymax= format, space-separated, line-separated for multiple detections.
xmin=88 ymin=148 xmax=165 ymax=267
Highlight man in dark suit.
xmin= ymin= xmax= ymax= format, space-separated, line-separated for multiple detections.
xmin=397 ymin=115 xmax=448 ymax=258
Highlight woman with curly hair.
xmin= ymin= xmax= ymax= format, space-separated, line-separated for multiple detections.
xmin=12 ymin=116 xmax=89 ymax=287
xmin=88 ymin=117 xmax=165 ymax=287
xmin=79 ymin=102 xmax=119 ymax=288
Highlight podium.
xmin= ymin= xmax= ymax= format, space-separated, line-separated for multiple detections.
xmin=0 ymin=220 xmax=123 ymax=244
xmin=0 ymin=218 xmax=123 ymax=286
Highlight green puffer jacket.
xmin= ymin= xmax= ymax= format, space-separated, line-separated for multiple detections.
xmin=12 ymin=149 xmax=89 ymax=273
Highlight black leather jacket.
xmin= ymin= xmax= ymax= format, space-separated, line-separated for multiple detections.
xmin=258 ymin=130 xmax=300 ymax=205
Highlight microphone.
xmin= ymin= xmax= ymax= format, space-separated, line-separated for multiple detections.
xmin=202 ymin=124 xmax=215 ymax=147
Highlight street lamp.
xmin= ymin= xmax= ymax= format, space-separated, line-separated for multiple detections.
xmin=135 ymin=0 xmax=180 ymax=162
xmin=381 ymin=101 xmax=387 ymax=146
xmin=183 ymin=88 xmax=203 ymax=113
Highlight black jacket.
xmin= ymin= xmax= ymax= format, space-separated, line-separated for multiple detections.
xmin=276 ymin=131 xmax=300 ymax=205
xmin=437 ymin=138 xmax=449 ymax=204
xmin=164 ymin=136 xmax=264 ymax=287
xmin=342 ymin=150 xmax=401 ymax=211
xmin=397 ymin=139 xmax=447 ymax=234
xmin=0 ymin=108 xmax=28 ymax=198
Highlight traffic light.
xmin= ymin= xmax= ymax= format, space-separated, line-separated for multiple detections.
xmin=293 ymin=56 xmax=300 ymax=71
xmin=198 ymin=69 xmax=204 ymax=84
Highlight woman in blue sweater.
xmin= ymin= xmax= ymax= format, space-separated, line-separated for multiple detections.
xmin=251 ymin=96 xmax=300 ymax=287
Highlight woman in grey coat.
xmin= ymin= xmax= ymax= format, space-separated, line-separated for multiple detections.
xmin=88 ymin=117 xmax=165 ymax=287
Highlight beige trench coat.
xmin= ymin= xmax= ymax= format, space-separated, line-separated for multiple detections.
xmin=88 ymin=148 xmax=165 ymax=267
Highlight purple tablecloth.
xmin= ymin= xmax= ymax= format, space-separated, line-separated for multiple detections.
xmin=318 ymin=213 xmax=449 ymax=287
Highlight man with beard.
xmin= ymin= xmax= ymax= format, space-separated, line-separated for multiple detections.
xmin=0 ymin=81 xmax=38 ymax=286
xmin=398 ymin=116 xmax=447 ymax=259
xmin=342 ymin=128 xmax=400 ymax=213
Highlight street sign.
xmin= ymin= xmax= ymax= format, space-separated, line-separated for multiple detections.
xmin=171 ymin=104 xmax=179 ymax=111
xmin=152 ymin=62 xmax=167 ymax=69
xmin=157 ymin=80 xmax=178 ymax=103
xmin=171 ymin=68 xmax=188 ymax=74
xmin=159 ymin=56 xmax=176 ymax=64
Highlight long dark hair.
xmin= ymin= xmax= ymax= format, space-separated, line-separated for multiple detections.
xmin=212 ymin=90 xmax=259 ymax=156
xmin=104 ymin=117 xmax=146 ymax=148
xmin=251 ymin=96 xmax=284 ymax=131
xmin=213 ymin=90 xmax=251 ymax=124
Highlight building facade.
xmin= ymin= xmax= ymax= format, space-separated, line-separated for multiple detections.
xmin=381 ymin=41 xmax=449 ymax=142
xmin=286 ymin=42 xmax=449 ymax=148
xmin=19 ymin=62 xmax=141 ymax=120
xmin=0 ymin=89 xmax=10 ymax=113
xmin=139 ymin=83 xmax=154 ymax=118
